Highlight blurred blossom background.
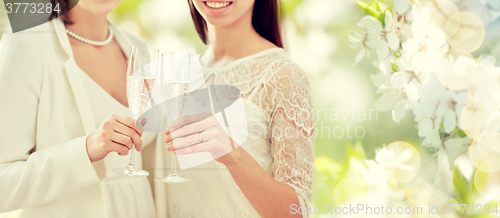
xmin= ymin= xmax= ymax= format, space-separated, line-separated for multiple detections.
xmin=1 ymin=0 xmax=500 ymax=217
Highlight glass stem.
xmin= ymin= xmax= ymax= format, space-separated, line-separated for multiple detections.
xmin=129 ymin=146 xmax=136 ymax=165
xmin=171 ymin=152 xmax=177 ymax=173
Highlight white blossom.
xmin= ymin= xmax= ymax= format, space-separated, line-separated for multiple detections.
xmin=375 ymin=144 xmax=415 ymax=172
xmin=370 ymin=60 xmax=394 ymax=88
xmin=351 ymin=1 xmax=500 ymax=185
xmin=436 ymin=56 xmax=477 ymax=90
xmin=435 ymin=90 xmax=469 ymax=132
xmin=374 ymin=84 xmax=419 ymax=123
xmin=349 ymin=29 xmax=370 ymax=66
xmin=394 ymin=0 xmax=410 ymax=15
xmin=350 ymin=11 xmax=401 ymax=65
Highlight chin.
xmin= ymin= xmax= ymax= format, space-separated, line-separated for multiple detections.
xmin=204 ymin=16 xmax=236 ymax=27
xmin=78 ymin=0 xmax=121 ymax=16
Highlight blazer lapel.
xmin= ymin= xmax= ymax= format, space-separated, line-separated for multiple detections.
xmin=112 ymin=24 xmax=133 ymax=60
xmin=52 ymin=19 xmax=108 ymax=179
xmin=52 ymin=19 xmax=96 ymax=135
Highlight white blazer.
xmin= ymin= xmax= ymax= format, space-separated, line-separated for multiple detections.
xmin=0 ymin=18 xmax=167 ymax=217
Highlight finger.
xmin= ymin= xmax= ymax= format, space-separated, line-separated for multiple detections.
xmin=167 ymin=133 xmax=203 ymax=151
xmin=107 ymin=140 xmax=130 ymax=156
xmin=114 ymin=122 xmax=143 ymax=151
xmin=111 ymin=132 xmax=133 ymax=150
xmin=175 ymin=142 xmax=209 ymax=155
xmin=114 ymin=115 xmax=143 ymax=137
xmin=136 ymin=128 xmax=144 ymax=137
xmin=167 ymin=113 xmax=212 ymax=131
xmin=166 ymin=118 xmax=213 ymax=142
xmin=168 ymin=130 xmax=215 ymax=151
xmin=164 ymin=133 xmax=173 ymax=144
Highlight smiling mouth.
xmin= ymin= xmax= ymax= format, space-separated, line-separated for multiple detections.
xmin=203 ymin=1 xmax=233 ymax=9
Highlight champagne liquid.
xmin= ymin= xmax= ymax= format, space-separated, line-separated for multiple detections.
xmin=162 ymin=82 xmax=190 ymax=123
xmin=127 ymin=77 xmax=156 ymax=119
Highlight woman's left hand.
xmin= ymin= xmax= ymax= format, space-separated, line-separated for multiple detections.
xmin=164 ymin=114 xmax=240 ymax=165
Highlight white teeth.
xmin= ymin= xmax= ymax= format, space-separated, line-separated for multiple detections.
xmin=206 ymin=1 xmax=230 ymax=9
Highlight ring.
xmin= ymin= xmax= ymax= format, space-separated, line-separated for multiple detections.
xmin=199 ymin=133 xmax=203 ymax=143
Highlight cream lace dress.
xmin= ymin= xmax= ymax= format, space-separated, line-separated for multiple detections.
xmin=165 ymin=48 xmax=315 ymax=217
xmin=79 ymin=67 xmax=157 ymax=218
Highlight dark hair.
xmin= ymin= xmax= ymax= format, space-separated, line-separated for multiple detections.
xmin=187 ymin=0 xmax=283 ymax=48
xmin=50 ymin=0 xmax=77 ymax=24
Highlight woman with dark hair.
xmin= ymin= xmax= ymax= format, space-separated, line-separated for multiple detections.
xmin=0 ymin=0 xmax=157 ymax=217
xmin=162 ymin=0 xmax=315 ymax=217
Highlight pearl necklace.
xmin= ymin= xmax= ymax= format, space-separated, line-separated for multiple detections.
xmin=66 ymin=25 xmax=114 ymax=46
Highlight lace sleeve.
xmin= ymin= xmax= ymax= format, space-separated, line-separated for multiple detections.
xmin=266 ymin=62 xmax=315 ymax=217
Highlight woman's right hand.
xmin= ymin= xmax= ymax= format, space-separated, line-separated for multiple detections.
xmin=86 ymin=114 xmax=143 ymax=162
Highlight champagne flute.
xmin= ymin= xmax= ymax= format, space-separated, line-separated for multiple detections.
xmin=113 ymin=47 xmax=160 ymax=177
xmin=155 ymin=53 xmax=192 ymax=183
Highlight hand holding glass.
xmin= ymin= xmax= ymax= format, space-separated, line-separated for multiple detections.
xmin=155 ymin=53 xmax=192 ymax=183
xmin=113 ymin=47 xmax=160 ymax=177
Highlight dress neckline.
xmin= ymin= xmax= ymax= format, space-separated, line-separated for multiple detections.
xmin=78 ymin=66 xmax=129 ymax=109
xmin=199 ymin=47 xmax=284 ymax=73
xmin=70 ymin=26 xmax=131 ymax=109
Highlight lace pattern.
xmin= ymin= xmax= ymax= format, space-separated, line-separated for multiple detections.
xmin=168 ymin=48 xmax=315 ymax=217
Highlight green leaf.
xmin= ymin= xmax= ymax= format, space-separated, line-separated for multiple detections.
xmin=391 ymin=62 xmax=399 ymax=72
xmin=357 ymin=0 xmax=390 ymax=26
xmin=357 ymin=0 xmax=382 ymax=19
xmin=374 ymin=1 xmax=388 ymax=25
xmin=393 ymin=52 xmax=401 ymax=59
xmin=457 ymin=129 xmax=467 ymax=138
xmin=453 ymin=167 xmax=471 ymax=204
xmin=450 ymin=127 xmax=468 ymax=138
